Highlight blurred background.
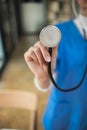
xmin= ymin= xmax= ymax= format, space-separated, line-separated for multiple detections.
xmin=0 ymin=0 xmax=74 ymax=129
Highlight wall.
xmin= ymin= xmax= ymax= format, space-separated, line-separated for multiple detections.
xmin=21 ymin=2 xmax=46 ymax=33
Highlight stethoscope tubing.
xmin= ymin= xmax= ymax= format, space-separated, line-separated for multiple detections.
xmin=48 ymin=48 xmax=87 ymax=92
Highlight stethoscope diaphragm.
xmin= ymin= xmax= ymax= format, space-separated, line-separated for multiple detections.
xmin=39 ymin=25 xmax=61 ymax=47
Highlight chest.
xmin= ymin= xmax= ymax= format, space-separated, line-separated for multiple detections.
xmin=63 ymin=38 xmax=87 ymax=67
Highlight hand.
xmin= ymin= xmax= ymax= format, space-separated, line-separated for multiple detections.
xmin=24 ymin=41 xmax=57 ymax=88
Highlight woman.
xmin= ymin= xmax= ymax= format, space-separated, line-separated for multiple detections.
xmin=24 ymin=0 xmax=87 ymax=129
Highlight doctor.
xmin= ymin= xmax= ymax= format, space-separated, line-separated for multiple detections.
xmin=24 ymin=0 xmax=87 ymax=129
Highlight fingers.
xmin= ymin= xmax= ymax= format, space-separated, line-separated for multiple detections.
xmin=52 ymin=45 xmax=58 ymax=61
xmin=35 ymin=41 xmax=51 ymax=62
xmin=24 ymin=41 xmax=48 ymax=67
xmin=32 ymin=46 xmax=46 ymax=67
xmin=25 ymin=47 xmax=38 ymax=63
xmin=36 ymin=41 xmax=57 ymax=63
xmin=51 ymin=45 xmax=58 ymax=70
xmin=24 ymin=41 xmax=58 ymax=71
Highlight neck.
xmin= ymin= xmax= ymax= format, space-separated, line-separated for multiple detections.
xmin=74 ymin=13 xmax=87 ymax=40
xmin=78 ymin=14 xmax=87 ymax=29
xmin=79 ymin=13 xmax=87 ymax=40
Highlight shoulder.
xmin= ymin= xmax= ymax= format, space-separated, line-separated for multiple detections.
xmin=54 ymin=20 xmax=73 ymax=34
xmin=54 ymin=20 xmax=75 ymax=42
xmin=54 ymin=20 xmax=74 ymax=55
xmin=55 ymin=20 xmax=73 ymax=29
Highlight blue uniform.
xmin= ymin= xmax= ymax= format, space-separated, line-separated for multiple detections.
xmin=42 ymin=20 xmax=87 ymax=130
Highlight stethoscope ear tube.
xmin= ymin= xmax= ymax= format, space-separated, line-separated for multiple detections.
xmin=48 ymin=48 xmax=87 ymax=92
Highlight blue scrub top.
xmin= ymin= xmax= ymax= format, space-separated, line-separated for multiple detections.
xmin=42 ymin=20 xmax=87 ymax=130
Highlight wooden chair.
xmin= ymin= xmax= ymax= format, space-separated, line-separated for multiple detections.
xmin=0 ymin=89 xmax=38 ymax=130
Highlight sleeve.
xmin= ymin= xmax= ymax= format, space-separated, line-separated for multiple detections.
xmin=34 ymin=73 xmax=57 ymax=92
xmin=34 ymin=77 xmax=52 ymax=92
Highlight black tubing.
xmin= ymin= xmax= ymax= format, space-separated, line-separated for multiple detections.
xmin=48 ymin=48 xmax=87 ymax=92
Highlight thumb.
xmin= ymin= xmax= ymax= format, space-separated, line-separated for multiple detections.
xmin=51 ymin=45 xmax=58 ymax=71
xmin=52 ymin=45 xmax=58 ymax=61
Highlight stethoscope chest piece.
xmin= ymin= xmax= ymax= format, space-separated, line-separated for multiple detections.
xmin=39 ymin=25 xmax=61 ymax=47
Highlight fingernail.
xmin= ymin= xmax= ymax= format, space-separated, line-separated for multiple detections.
xmin=45 ymin=56 xmax=51 ymax=62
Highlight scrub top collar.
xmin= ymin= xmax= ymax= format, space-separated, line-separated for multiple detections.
xmin=79 ymin=14 xmax=87 ymax=32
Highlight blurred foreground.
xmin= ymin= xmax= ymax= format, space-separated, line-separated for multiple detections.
xmin=0 ymin=35 xmax=50 ymax=130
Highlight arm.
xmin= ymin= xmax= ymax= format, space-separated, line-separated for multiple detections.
xmin=24 ymin=41 xmax=57 ymax=90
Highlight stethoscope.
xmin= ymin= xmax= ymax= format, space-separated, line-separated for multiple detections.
xmin=39 ymin=25 xmax=87 ymax=92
